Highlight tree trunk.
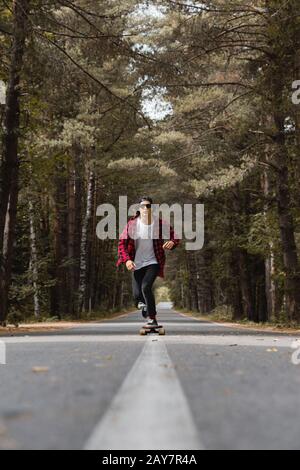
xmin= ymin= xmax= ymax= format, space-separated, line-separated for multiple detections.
xmin=266 ymin=0 xmax=300 ymax=321
xmin=78 ymin=170 xmax=95 ymax=315
xmin=0 ymin=163 xmax=19 ymax=323
xmin=53 ymin=165 xmax=68 ymax=318
xmin=231 ymin=188 xmax=254 ymax=320
xmin=273 ymin=117 xmax=300 ymax=321
xmin=67 ymin=166 xmax=76 ymax=314
xmin=0 ymin=0 xmax=30 ymax=324
xmin=29 ymin=199 xmax=40 ymax=318
xmin=261 ymin=168 xmax=278 ymax=321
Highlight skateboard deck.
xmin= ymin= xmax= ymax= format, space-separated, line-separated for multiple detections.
xmin=139 ymin=324 xmax=165 ymax=336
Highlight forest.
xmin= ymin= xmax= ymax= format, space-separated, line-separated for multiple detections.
xmin=1 ymin=0 xmax=300 ymax=327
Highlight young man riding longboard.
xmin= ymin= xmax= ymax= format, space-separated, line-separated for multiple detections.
xmin=116 ymin=196 xmax=180 ymax=333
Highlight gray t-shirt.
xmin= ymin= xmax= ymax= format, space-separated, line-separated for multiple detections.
xmin=134 ymin=217 xmax=158 ymax=270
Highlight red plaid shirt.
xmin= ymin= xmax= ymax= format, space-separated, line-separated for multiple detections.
xmin=116 ymin=214 xmax=180 ymax=278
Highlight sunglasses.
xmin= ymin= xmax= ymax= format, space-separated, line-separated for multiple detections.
xmin=140 ymin=203 xmax=152 ymax=209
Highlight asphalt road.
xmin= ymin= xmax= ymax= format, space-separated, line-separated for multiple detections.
xmin=0 ymin=303 xmax=300 ymax=450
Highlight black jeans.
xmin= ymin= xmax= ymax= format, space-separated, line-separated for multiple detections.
xmin=132 ymin=264 xmax=160 ymax=319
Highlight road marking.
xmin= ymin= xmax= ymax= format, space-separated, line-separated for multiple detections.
xmin=83 ymin=337 xmax=204 ymax=450
xmin=59 ymin=322 xmax=221 ymax=328
xmin=1 ymin=335 xmax=145 ymax=344
xmin=1 ymin=335 xmax=295 ymax=348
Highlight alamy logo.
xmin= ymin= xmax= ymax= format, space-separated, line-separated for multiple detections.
xmin=95 ymin=197 xmax=205 ymax=251
xmin=291 ymin=339 xmax=300 ymax=365
xmin=0 ymin=340 xmax=6 ymax=365
xmin=0 ymin=80 xmax=6 ymax=105
xmin=292 ymin=81 xmax=300 ymax=105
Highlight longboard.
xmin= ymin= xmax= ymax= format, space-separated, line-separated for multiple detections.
xmin=139 ymin=324 xmax=165 ymax=336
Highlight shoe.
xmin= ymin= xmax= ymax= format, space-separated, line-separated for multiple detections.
xmin=147 ymin=318 xmax=158 ymax=327
xmin=137 ymin=301 xmax=148 ymax=319
xmin=137 ymin=301 xmax=146 ymax=310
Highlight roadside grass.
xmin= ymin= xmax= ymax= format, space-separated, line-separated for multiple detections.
xmin=175 ymin=305 xmax=300 ymax=334
xmin=0 ymin=305 xmax=136 ymax=335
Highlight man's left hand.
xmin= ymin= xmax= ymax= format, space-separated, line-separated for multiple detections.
xmin=163 ymin=241 xmax=175 ymax=250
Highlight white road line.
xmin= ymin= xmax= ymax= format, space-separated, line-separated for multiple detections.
xmin=83 ymin=337 xmax=204 ymax=450
xmin=0 ymin=335 xmax=145 ymax=344
xmin=61 ymin=322 xmax=217 ymax=328
xmin=1 ymin=335 xmax=296 ymax=347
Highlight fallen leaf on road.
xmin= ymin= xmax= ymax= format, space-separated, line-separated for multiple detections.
xmin=32 ymin=367 xmax=49 ymax=373
xmin=266 ymin=348 xmax=278 ymax=352
xmin=3 ymin=408 xmax=32 ymax=421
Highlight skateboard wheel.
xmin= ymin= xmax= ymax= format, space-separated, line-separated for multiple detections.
xmin=139 ymin=329 xmax=146 ymax=336
xmin=159 ymin=328 xmax=166 ymax=336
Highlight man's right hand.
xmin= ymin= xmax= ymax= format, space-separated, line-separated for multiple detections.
xmin=126 ymin=260 xmax=136 ymax=271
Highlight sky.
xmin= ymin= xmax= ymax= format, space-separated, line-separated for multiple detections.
xmin=134 ymin=2 xmax=173 ymax=121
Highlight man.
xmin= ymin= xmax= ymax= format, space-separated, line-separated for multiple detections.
xmin=116 ymin=196 xmax=180 ymax=326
